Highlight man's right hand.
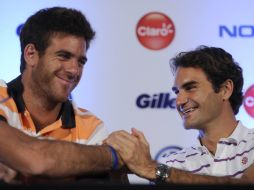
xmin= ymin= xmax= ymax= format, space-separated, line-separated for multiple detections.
xmin=104 ymin=128 xmax=156 ymax=180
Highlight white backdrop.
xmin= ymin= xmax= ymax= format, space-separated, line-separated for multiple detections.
xmin=1 ymin=0 xmax=254 ymax=183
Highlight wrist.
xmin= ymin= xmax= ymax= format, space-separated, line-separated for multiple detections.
xmin=138 ymin=161 xmax=157 ymax=180
xmin=108 ymin=146 xmax=119 ymax=170
xmin=154 ymin=163 xmax=171 ymax=183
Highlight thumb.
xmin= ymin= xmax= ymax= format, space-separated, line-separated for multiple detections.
xmin=131 ymin=128 xmax=149 ymax=145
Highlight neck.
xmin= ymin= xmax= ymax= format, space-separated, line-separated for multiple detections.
xmin=21 ymin=74 xmax=62 ymax=132
xmin=199 ymin=111 xmax=238 ymax=155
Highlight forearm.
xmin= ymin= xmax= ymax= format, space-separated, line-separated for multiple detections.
xmin=0 ymin=121 xmax=113 ymax=177
xmin=167 ymin=168 xmax=252 ymax=184
xmin=139 ymin=161 xmax=253 ymax=184
xmin=38 ymin=141 xmax=113 ymax=177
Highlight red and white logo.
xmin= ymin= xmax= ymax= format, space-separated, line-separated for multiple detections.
xmin=136 ymin=12 xmax=175 ymax=50
xmin=244 ymin=85 xmax=254 ymax=118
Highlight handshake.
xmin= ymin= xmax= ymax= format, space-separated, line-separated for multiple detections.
xmin=104 ymin=128 xmax=158 ymax=181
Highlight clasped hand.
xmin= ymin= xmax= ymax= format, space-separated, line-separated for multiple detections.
xmin=104 ymin=128 xmax=156 ymax=180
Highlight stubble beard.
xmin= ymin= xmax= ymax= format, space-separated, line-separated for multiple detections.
xmin=31 ymin=69 xmax=69 ymax=108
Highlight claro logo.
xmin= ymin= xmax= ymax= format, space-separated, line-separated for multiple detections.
xmin=136 ymin=92 xmax=176 ymax=109
xmin=244 ymin=85 xmax=254 ymax=118
xmin=136 ymin=12 xmax=175 ymax=50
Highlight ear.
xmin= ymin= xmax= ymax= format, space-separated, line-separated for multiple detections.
xmin=24 ymin=43 xmax=38 ymax=68
xmin=220 ymin=79 xmax=234 ymax=101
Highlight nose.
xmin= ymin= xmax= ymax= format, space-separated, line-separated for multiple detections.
xmin=64 ymin=59 xmax=80 ymax=76
xmin=176 ymin=91 xmax=189 ymax=107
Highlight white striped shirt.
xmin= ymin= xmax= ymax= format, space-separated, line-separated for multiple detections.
xmin=161 ymin=121 xmax=254 ymax=178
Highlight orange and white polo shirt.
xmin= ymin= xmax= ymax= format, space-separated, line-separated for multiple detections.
xmin=0 ymin=76 xmax=108 ymax=145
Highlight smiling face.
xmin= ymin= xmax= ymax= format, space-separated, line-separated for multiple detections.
xmin=28 ymin=33 xmax=87 ymax=103
xmin=172 ymin=67 xmax=223 ymax=130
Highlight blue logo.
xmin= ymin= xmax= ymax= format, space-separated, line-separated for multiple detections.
xmin=16 ymin=23 xmax=24 ymax=36
xmin=136 ymin=92 xmax=176 ymax=109
xmin=155 ymin=145 xmax=182 ymax=162
xmin=219 ymin=25 xmax=254 ymax=38
xmin=68 ymin=93 xmax=73 ymax=101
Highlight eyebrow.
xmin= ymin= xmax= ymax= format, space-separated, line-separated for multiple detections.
xmin=56 ymin=50 xmax=87 ymax=62
xmin=172 ymin=80 xmax=198 ymax=92
xmin=56 ymin=50 xmax=71 ymax=55
xmin=182 ymin=81 xmax=198 ymax=89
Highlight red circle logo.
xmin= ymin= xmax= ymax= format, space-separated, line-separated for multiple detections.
xmin=136 ymin=12 xmax=175 ymax=50
xmin=244 ymin=85 xmax=254 ymax=118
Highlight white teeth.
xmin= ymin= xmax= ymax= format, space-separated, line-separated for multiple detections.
xmin=183 ymin=108 xmax=195 ymax=114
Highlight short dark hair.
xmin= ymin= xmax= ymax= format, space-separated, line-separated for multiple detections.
xmin=20 ymin=7 xmax=95 ymax=73
xmin=170 ymin=46 xmax=243 ymax=115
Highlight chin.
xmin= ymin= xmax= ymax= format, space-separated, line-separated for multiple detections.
xmin=62 ymin=95 xmax=70 ymax=101
xmin=184 ymin=122 xmax=202 ymax=130
xmin=184 ymin=126 xmax=192 ymax=130
xmin=56 ymin=89 xmax=72 ymax=101
xmin=183 ymin=122 xmax=196 ymax=130
xmin=53 ymin=94 xmax=69 ymax=102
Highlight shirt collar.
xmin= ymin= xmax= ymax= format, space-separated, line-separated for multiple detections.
xmin=195 ymin=121 xmax=248 ymax=147
xmin=7 ymin=75 xmax=76 ymax=129
xmin=226 ymin=121 xmax=249 ymax=143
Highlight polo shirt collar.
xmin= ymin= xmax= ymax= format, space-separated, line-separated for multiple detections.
xmin=226 ymin=121 xmax=248 ymax=143
xmin=7 ymin=75 xmax=76 ymax=129
xmin=195 ymin=121 xmax=248 ymax=148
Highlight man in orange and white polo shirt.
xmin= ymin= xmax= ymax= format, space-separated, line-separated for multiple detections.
xmin=0 ymin=76 xmax=107 ymax=145
xmin=0 ymin=7 xmax=124 ymax=183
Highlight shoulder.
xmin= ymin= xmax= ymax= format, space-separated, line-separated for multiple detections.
xmin=71 ymin=102 xmax=108 ymax=143
xmin=238 ymin=121 xmax=254 ymax=140
xmin=0 ymin=80 xmax=8 ymax=97
xmin=77 ymin=107 xmax=104 ymax=129
xmin=0 ymin=80 xmax=7 ymax=87
xmin=73 ymin=105 xmax=103 ymax=125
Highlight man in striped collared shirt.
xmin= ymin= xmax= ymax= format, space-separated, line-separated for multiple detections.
xmin=105 ymin=46 xmax=254 ymax=184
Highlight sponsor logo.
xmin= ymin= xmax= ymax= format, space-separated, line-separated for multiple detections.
xmin=241 ymin=157 xmax=248 ymax=165
xmin=244 ymin=85 xmax=254 ymax=118
xmin=68 ymin=93 xmax=73 ymax=100
xmin=219 ymin=25 xmax=254 ymax=38
xmin=16 ymin=24 xmax=24 ymax=36
xmin=136 ymin=92 xmax=176 ymax=109
xmin=136 ymin=12 xmax=175 ymax=50
xmin=155 ymin=145 xmax=182 ymax=162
